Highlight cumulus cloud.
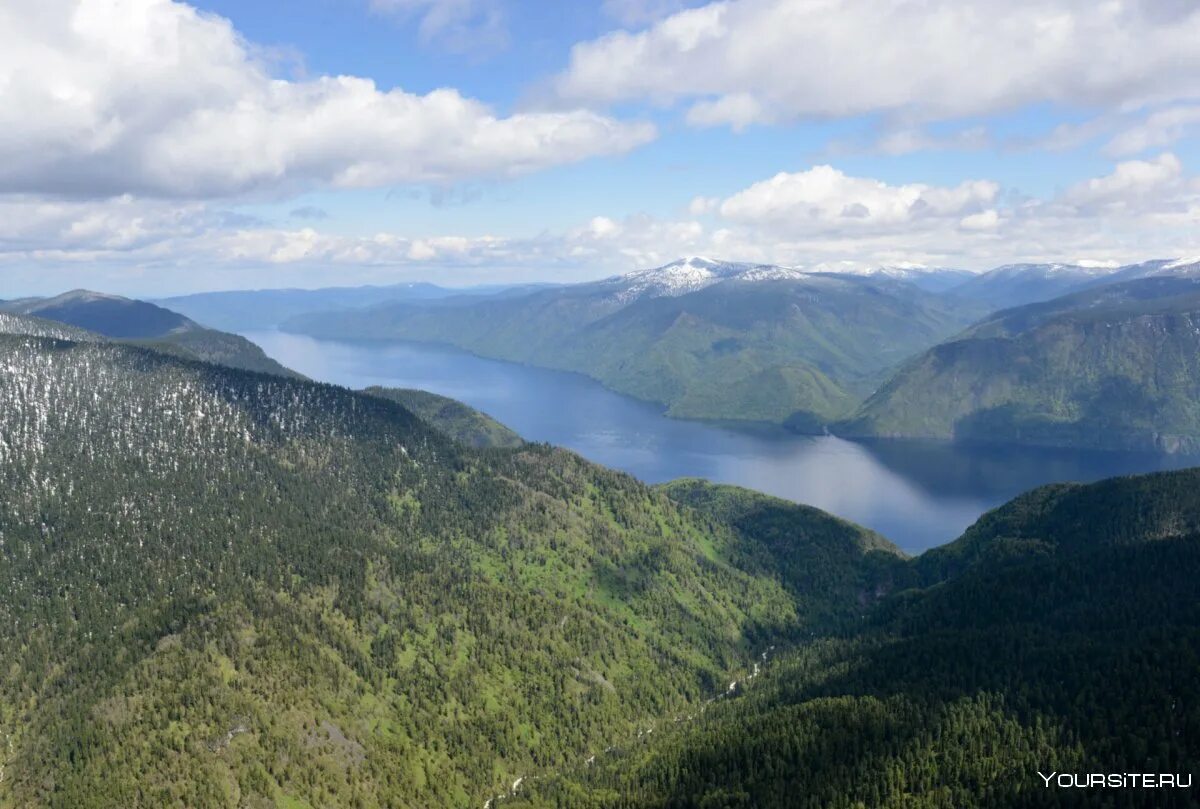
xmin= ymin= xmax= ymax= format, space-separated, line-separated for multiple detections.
xmin=554 ymin=0 xmax=1200 ymax=127
xmin=959 ymin=209 xmax=1000 ymax=231
xmin=717 ymin=166 xmax=999 ymax=230
xmin=4 ymin=156 xmax=1199 ymax=295
xmin=0 ymin=0 xmax=655 ymax=200
xmin=1062 ymin=153 xmax=1185 ymax=211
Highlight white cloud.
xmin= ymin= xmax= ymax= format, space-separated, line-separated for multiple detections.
xmin=0 ymin=0 xmax=655 ymax=199
xmin=873 ymin=126 xmax=991 ymax=157
xmin=554 ymin=0 xmax=1200 ymax=127
xmin=717 ymin=166 xmax=998 ymax=230
xmin=1105 ymin=106 xmax=1200 ymax=156
xmin=1063 ymin=153 xmax=1185 ymax=210
xmin=959 ymin=210 xmax=1000 ymax=231
xmin=4 ymin=157 xmax=1200 ymax=296
xmin=685 ymin=93 xmax=768 ymax=130
xmin=587 ymin=216 xmax=621 ymax=238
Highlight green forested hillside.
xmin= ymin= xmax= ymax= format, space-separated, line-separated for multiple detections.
xmin=125 ymin=327 xmax=305 ymax=379
xmin=2 ymin=331 xmax=1197 ymax=808
xmin=0 ymin=302 xmax=300 ymax=379
xmin=364 ymin=386 xmax=523 ymax=448
xmin=656 ymin=480 xmax=907 ymax=631
xmin=288 ymin=274 xmax=978 ymax=427
xmin=841 ymin=277 xmax=1200 ymax=452
xmin=515 ymin=469 xmax=1200 ymax=808
xmin=0 ymin=334 xmax=818 ymax=808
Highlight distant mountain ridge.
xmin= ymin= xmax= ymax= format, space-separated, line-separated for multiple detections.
xmin=287 ymin=258 xmax=986 ymax=427
xmin=0 ymin=292 xmax=301 ymax=378
xmin=599 ymin=256 xmax=809 ymax=303
xmin=841 ymin=274 xmax=1200 ymax=451
xmin=945 ymin=262 xmax=1117 ymax=308
xmin=2 ymin=289 xmax=200 ymax=338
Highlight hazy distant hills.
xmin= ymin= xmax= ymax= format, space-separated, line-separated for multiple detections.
xmin=156 ymin=282 xmax=451 ymax=331
xmin=0 ymin=291 xmax=301 ymax=378
xmin=841 ymin=272 xmax=1200 ymax=451
xmin=34 ymin=252 xmax=1199 ymax=452
xmin=157 ymin=281 xmax=561 ymax=331
xmin=281 ymin=254 xmax=1200 ymax=450
xmin=288 ymin=258 xmax=986 ymax=426
xmin=2 ymin=289 xmax=199 ymax=338
xmin=944 ymin=262 xmax=1117 ymax=309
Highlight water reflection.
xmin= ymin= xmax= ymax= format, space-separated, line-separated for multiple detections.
xmin=248 ymin=330 xmax=1200 ymax=555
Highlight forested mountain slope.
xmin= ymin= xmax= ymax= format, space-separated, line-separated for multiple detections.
xmin=0 ymin=334 xmax=888 ymax=808
xmin=364 ymin=386 xmax=524 ymax=448
xmin=287 ymin=262 xmax=980 ymax=427
xmin=0 ymin=311 xmax=100 ymax=341
xmin=124 ymin=328 xmax=304 ymax=379
xmin=0 ymin=298 xmax=300 ymax=379
xmin=841 ymin=277 xmax=1200 ymax=452
xmin=515 ymin=468 xmax=1200 ymax=808
xmin=657 ymin=480 xmax=907 ymax=631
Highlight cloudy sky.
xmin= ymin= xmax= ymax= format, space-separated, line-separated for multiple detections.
xmin=4 ymin=0 xmax=1200 ymax=296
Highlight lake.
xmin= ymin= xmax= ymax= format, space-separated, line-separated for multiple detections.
xmin=248 ymin=330 xmax=1200 ymax=555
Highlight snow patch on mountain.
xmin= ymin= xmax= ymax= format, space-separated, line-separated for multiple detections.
xmin=1164 ymin=256 xmax=1200 ymax=271
xmin=607 ymin=257 xmax=784 ymax=302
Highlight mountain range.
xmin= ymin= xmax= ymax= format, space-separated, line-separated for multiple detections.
xmin=843 ymin=271 xmax=1200 ymax=451
xmin=13 ymin=252 xmax=1200 ymax=452
xmin=0 ymin=319 xmax=1194 ymax=807
xmin=287 ymin=257 xmax=988 ymax=427
xmin=274 ymin=254 xmax=1200 ymax=451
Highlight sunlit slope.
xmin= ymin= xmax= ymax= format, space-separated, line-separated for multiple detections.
xmin=289 ymin=270 xmax=978 ymax=427
xmin=0 ymin=334 xmax=888 ymax=808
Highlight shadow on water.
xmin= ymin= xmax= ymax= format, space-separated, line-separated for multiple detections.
xmin=247 ymin=330 xmax=1200 ymax=555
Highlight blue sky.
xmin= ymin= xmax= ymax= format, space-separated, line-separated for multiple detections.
xmin=2 ymin=0 xmax=1200 ymax=296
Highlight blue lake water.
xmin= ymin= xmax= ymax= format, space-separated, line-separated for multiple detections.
xmin=248 ymin=330 xmax=1200 ymax=555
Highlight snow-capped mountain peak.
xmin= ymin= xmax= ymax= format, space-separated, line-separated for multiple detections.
xmin=608 ymin=257 xmax=788 ymax=302
xmin=1164 ymin=256 xmax=1200 ymax=271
